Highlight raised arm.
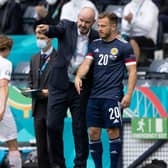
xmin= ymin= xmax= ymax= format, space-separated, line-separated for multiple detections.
xmin=36 ymin=20 xmax=67 ymax=38
xmin=75 ymin=58 xmax=93 ymax=94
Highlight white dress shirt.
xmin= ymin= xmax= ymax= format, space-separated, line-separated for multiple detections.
xmin=68 ymin=30 xmax=89 ymax=82
xmin=121 ymin=0 xmax=159 ymax=44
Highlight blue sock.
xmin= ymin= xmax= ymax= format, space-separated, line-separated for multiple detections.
xmin=109 ymin=137 xmax=121 ymax=168
xmin=89 ymin=139 xmax=103 ymax=168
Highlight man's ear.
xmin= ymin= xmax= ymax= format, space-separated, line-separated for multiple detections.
xmin=93 ymin=19 xmax=96 ymax=25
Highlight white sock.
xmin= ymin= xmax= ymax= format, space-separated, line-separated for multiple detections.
xmin=8 ymin=151 xmax=22 ymax=168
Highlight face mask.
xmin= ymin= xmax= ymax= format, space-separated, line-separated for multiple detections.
xmin=0 ymin=0 xmax=8 ymax=6
xmin=46 ymin=0 xmax=57 ymax=5
xmin=36 ymin=39 xmax=48 ymax=49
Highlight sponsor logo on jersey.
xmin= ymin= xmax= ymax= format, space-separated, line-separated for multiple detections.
xmin=110 ymin=150 xmax=118 ymax=154
xmin=113 ymin=119 xmax=119 ymax=124
xmin=94 ymin=48 xmax=99 ymax=53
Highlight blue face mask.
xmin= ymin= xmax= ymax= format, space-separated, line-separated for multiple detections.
xmin=36 ymin=39 xmax=48 ymax=49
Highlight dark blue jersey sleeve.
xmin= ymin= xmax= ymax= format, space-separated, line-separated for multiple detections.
xmin=85 ymin=40 xmax=97 ymax=59
xmin=123 ymin=43 xmax=136 ymax=65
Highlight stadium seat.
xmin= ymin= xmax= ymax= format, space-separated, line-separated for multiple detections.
xmin=14 ymin=62 xmax=30 ymax=74
xmin=148 ymin=59 xmax=168 ymax=73
xmin=12 ymin=62 xmax=30 ymax=83
xmin=138 ymin=21 xmax=164 ymax=67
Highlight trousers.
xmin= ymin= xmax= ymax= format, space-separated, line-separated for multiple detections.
xmin=47 ymin=82 xmax=89 ymax=168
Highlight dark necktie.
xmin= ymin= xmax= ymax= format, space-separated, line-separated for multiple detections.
xmin=40 ymin=54 xmax=47 ymax=66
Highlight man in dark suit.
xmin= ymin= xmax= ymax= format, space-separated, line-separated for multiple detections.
xmin=28 ymin=32 xmax=57 ymax=168
xmin=36 ymin=7 xmax=99 ymax=168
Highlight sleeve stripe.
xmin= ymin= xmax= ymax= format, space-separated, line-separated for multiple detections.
xmin=125 ymin=57 xmax=136 ymax=66
xmin=125 ymin=58 xmax=136 ymax=62
xmin=86 ymin=52 xmax=94 ymax=59
xmin=87 ymin=52 xmax=93 ymax=56
xmin=125 ymin=61 xmax=136 ymax=66
xmin=86 ymin=55 xmax=94 ymax=60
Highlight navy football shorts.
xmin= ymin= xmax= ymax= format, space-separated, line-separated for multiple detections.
xmin=86 ymin=98 xmax=122 ymax=128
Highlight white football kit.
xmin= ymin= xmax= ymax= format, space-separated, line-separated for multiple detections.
xmin=0 ymin=56 xmax=17 ymax=142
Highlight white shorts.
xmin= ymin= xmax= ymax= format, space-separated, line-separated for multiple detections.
xmin=0 ymin=105 xmax=17 ymax=142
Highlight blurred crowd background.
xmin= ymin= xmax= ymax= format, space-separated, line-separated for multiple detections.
xmin=0 ymin=0 xmax=168 ymax=70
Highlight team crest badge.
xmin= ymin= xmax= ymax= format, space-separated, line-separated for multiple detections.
xmin=5 ymin=70 xmax=11 ymax=77
xmin=110 ymin=48 xmax=118 ymax=60
xmin=111 ymin=48 xmax=118 ymax=55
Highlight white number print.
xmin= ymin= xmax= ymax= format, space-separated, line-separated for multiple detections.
xmin=98 ymin=54 xmax=108 ymax=65
xmin=109 ymin=106 xmax=120 ymax=120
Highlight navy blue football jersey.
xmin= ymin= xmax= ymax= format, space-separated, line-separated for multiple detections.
xmin=86 ymin=37 xmax=136 ymax=99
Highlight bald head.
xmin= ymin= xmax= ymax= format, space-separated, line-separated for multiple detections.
xmin=78 ymin=7 xmax=96 ymax=21
xmin=77 ymin=7 xmax=96 ymax=35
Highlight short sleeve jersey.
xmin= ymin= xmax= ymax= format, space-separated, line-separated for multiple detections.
xmin=86 ymin=38 xmax=136 ymax=99
xmin=0 ymin=56 xmax=12 ymax=81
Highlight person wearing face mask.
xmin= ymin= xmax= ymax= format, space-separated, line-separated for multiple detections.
xmin=121 ymin=0 xmax=159 ymax=64
xmin=28 ymin=32 xmax=57 ymax=168
xmin=0 ymin=0 xmax=22 ymax=34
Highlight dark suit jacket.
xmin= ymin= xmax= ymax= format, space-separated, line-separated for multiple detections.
xmin=0 ymin=0 xmax=22 ymax=34
xmin=45 ymin=19 xmax=99 ymax=90
xmin=29 ymin=49 xmax=57 ymax=116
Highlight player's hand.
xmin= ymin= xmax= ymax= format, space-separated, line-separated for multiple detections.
xmin=75 ymin=76 xmax=82 ymax=95
xmin=124 ymin=12 xmax=133 ymax=23
xmin=36 ymin=24 xmax=49 ymax=34
xmin=36 ymin=89 xmax=48 ymax=98
xmin=120 ymin=94 xmax=131 ymax=109
xmin=41 ymin=89 xmax=48 ymax=97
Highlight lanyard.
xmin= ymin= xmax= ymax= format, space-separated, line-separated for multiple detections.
xmin=46 ymin=2 xmax=62 ymax=19
xmin=134 ymin=0 xmax=145 ymax=17
xmin=40 ymin=56 xmax=50 ymax=76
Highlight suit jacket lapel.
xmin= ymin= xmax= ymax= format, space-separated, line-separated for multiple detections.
xmin=35 ymin=54 xmax=41 ymax=87
xmin=72 ymin=24 xmax=78 ymax=55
